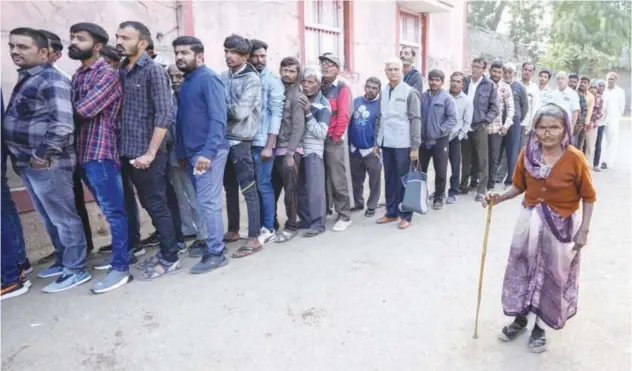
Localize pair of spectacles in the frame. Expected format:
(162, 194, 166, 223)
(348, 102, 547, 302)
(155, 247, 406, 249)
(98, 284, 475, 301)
(535, 126, 563, 135)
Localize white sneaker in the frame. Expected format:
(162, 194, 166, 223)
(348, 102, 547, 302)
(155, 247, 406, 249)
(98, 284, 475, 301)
(332, 219, 352, 232)
(259, 227, 276, 244)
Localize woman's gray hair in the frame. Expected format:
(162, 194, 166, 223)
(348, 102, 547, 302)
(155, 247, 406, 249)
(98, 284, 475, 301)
(303, 65, 322, 81)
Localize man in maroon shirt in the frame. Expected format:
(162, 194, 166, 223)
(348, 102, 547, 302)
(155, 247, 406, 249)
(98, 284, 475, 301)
(319, 53, 352, 232)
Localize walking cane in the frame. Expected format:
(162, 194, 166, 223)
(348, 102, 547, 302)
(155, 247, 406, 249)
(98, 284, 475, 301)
(473, 199, 493, 339)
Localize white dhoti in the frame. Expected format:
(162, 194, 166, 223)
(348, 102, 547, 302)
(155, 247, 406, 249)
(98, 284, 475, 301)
(602, 116, 621, 167)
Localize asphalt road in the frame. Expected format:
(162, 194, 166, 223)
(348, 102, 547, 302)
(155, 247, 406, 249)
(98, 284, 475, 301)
(1, 120, 630, 371)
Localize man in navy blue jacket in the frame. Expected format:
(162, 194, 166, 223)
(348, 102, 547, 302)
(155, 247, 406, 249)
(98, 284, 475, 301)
(173, 36, 229, 275)
(348, 77, 382, 217)
(419, 69, 457, 210)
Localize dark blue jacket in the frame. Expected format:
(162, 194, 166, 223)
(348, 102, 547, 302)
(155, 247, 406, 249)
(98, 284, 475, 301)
(420, 89, 457, 145)
(348, 96, 379, 149)
(176, 66, 229, 161)
(464, 75, 500, 129)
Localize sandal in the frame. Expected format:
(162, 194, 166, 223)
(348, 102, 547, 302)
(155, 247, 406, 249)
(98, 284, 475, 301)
(223, 232, 240, 243)
(232, 244, 263, 259)
(275, 230, 296, 243)
(303, 229, 322, 238)
(138, 259, 181, 281)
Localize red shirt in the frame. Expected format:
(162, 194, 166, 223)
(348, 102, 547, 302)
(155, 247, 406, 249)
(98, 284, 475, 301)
(321, 78, 352, 142)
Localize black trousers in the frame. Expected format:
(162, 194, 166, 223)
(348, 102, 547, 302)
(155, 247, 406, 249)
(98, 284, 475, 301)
(448, 137, 461, 195)
(487, 132, 503, 189)
(349, 151, 382, 210)
(460, 125, 488, 194)
(419, 136, 450, 202)
(73, 167, 94, 253)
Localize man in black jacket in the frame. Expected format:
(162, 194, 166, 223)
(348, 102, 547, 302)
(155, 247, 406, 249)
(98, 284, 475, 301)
(459, 58, 500, 201)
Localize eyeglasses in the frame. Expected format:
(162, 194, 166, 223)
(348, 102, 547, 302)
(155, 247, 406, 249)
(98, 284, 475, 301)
(535, 126, 563, 135)
(320, 60, 336, 68)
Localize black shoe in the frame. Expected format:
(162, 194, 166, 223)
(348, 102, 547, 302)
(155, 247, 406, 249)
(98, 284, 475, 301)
(98, 244, 113, 254)
(601, 162, 608, 170)
(327, 209, 333, 215)
(139, 232, 160, 248)
(528, 325, 547, 353)
(18, 260, 33, 275)
(474, 193, 484, 202)
(364, 209, 375, 217)
(1, 280, 30, 300)
(458, 188, 469, 195)
(432, 200, 444, 210)
(351, 205, 364, 212)
(468, 183, 478, 191)
(499, 316, 528, 341)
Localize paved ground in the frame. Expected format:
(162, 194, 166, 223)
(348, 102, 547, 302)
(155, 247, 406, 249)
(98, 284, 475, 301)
(2, 121, 631, 371)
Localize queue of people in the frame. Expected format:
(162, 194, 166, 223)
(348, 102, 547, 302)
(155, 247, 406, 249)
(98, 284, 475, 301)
(0, 21, 624, 305)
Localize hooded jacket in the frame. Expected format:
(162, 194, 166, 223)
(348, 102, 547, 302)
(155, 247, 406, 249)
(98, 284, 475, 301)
(277, 65, 306, 156)
(220, 63, 261, 141)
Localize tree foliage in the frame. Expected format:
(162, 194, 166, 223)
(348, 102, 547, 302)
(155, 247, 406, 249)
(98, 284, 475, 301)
(540, 0, 632, 75)
(467, 0, 508, 31)
(507, 0, 549, 58)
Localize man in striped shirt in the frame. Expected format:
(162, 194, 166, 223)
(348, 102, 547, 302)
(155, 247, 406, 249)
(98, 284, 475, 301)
(69, 22, 131, 294)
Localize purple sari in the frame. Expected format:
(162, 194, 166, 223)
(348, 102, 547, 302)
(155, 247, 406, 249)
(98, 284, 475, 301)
(502, 104, 582, 330)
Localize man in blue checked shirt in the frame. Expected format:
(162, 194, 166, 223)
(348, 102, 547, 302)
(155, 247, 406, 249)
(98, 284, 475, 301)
(4, 28, 92, 293)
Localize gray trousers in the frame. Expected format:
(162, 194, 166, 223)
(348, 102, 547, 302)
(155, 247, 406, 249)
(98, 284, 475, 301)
(349, 151, 382, 210)
(460, 124, 489, 194)
(168, 166, 208, 240)
(324, 139, 351, 221)
(298, 153, 326, 232)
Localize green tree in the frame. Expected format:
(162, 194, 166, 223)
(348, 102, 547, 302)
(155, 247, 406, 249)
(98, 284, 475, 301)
(507, 0, 549, 59)
(540, 0, 632, 75)
(467, 0, 508, 31)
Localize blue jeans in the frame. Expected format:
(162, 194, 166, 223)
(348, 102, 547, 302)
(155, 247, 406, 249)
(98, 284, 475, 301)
(1, 170, 27, 266)
(82, 160, 129, 271)
(382, 147, 412, 221)
(252, 146, 275, 231)
(190, 149, 228, 256)
(20, 166, 87, 273)
(1, 180, 20, 284)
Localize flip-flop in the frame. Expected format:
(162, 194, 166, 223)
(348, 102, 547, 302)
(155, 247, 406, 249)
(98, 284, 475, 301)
(275, 230, 296, 243)
(231, 244, 263, 259)
(303, 229, 322, 238)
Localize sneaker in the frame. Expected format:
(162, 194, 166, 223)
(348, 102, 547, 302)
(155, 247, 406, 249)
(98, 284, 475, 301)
(332, 219, 352, 232)
(98, 244, 113, 254)
(433, 200, 444, 210)
(91, 270, 133, 294)
(474, 193, 484, 202)
(499, 318, 528, 342)
(131, 244, 147, 257)
(177, 242, 187, 255)
(20, 272, 32, 289)
(350, 205, 364, 212)
(259, 227, 276, 245)
(93, 258, 113, 271)
(592, 166, 601, 172)
(42, 270, 91, 293)
(19, 260, 33, 275)
(139, 232, 160, 248)
(1, 280, 30, 300)
(189, 240, 207, 258)
(190, 254, 228, 275)
(446, 194, 457, 204)
(601, 162, 608, 170)
(364, 209, 375, 217)
(37, 265, 64, 279)
(428, 192, 435, 200)
(458, 188, 469, 195)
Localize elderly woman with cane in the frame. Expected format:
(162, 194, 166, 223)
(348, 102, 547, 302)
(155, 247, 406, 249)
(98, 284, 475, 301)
(481, 103, 596, 353)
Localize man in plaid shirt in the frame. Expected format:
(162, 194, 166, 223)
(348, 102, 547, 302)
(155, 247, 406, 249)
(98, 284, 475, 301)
(4, 28, 91, 293)
(115, 21, 181, 280)
(487, 61, 514, 190)
(68, 22, 131, 294)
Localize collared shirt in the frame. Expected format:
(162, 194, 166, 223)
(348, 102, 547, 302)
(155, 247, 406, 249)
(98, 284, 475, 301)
(544, 87, 580, 121)
(467, 76, 482, 100)
(589, 92, 604, 130)
(450, 91, 473, 140)
(3, 63, 75, 169)
(72, 58, 123, 164)
(119, 52, 172, 158)
(488, 80, 514, 134)
(521, 80, 540, 127)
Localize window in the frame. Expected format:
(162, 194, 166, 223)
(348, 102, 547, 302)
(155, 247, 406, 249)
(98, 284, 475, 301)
(304, 0, 345, 68)
(399, 10, 423, 70)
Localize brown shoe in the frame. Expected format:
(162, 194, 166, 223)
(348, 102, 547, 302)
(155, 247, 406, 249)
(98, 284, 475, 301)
(376, 216, 399, 224)
(398, 220, 411, 229)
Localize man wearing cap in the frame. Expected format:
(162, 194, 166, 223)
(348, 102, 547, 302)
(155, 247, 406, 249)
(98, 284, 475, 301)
(319, 53, 352, 232)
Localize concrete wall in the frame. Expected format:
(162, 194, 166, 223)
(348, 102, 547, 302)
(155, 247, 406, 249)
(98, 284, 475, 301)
(426, 0, 466, 78)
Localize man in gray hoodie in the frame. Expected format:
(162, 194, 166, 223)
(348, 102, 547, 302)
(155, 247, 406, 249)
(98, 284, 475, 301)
(220, 34, 262, 258)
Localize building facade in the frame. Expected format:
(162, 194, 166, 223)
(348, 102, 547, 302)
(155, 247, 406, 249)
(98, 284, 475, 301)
(0, 0, 467, 249)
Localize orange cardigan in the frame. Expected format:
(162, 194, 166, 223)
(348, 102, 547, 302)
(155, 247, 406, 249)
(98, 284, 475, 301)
(512, 146, 597, 218)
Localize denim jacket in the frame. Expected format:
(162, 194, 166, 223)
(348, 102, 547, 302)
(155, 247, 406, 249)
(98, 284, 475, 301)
(253, 67, 284, 147)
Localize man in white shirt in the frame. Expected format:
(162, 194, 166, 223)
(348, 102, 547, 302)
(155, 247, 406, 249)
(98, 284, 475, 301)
(600, 72, 626, 169)
(520, 62, 540, 147)
(542, 71, 580, 127)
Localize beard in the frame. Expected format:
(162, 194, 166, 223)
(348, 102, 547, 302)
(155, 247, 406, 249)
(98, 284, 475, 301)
(176, 60, 197, 73)
(68, 46, 94, 61)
